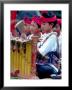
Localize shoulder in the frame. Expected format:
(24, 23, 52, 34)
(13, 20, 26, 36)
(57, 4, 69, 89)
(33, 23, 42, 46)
(46, 32, 57, 39)
(50, 32, 57, 36)
(46, 33, 57, 43)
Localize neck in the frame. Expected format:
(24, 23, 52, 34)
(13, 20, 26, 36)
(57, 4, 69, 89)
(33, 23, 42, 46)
(45, 29, 52, 33)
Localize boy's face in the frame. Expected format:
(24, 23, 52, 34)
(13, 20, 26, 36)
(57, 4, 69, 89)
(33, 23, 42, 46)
(30, 21, 38, 31)
(41, 22, 51, 31)
(25, 24, 30, 30)
(23, 20, 31, 31)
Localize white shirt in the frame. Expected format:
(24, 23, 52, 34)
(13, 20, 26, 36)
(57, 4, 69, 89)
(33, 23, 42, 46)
(38, 32, 58, 56)
(37, 33, 47, 48)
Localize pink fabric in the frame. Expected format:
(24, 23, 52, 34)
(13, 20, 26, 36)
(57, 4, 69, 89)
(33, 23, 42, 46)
(11, 11, 17, 36)
(24, 17, 31, 24)
(41, 15, 56, 23)
(57, 19, 61, 25)
(32, 16, 41, 25)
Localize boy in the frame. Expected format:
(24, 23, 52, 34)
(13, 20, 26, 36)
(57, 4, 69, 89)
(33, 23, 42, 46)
(36, 12, 60, 79)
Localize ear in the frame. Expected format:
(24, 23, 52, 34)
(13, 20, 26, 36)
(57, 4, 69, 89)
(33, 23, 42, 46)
(51, 23, 54, 27)
(50, 23, 54, 29)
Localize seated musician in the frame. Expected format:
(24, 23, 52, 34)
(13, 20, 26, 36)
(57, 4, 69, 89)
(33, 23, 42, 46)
(36, 11, 61, 79)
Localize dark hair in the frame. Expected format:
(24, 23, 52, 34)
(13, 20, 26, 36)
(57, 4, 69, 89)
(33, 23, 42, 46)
(59, 24, 61, 29)
(41, 11, 55, 18)
(42, 13, 49, 18)
(37, 23, 41, 28)
(48, 20, 57, 28)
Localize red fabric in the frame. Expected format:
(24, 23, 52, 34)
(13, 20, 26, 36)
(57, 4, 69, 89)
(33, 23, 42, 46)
(11, 11, 17, 35)
(57, 19, 61, 25)
(40, 15, 56, 23)
(32, 16, 41, 25)
(24, 17, 31, 24)
(11, 11, 17, 20)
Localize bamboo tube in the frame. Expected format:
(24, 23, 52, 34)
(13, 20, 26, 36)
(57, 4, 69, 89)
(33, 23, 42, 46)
(20, 42, 26, 78)
(10, 41, 14, 72)
(11, 40, 16, 72)
(25, 41, 32, 78)
(19, 42, 22, 77)
(11, 39, 33, 79)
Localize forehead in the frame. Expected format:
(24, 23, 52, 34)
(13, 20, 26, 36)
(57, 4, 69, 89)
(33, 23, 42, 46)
(41, 22, 49, 25)
(31, 21, 38, 27)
